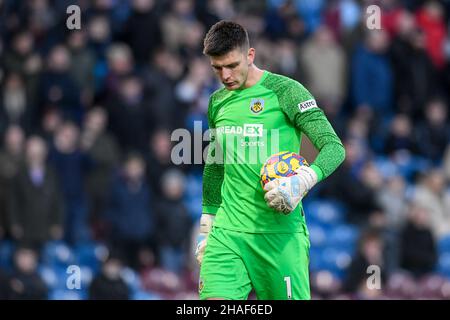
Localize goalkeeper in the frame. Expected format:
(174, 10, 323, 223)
(196, 21, 345, 300)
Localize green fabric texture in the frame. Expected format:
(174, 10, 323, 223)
(201, 71, 345, 232)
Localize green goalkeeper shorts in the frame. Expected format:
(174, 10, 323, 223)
(199, 226, 311, 300)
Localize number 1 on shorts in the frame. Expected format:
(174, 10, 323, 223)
(284, 276, 292, 300)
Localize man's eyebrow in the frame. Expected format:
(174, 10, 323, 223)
(211, 61, 240, 68)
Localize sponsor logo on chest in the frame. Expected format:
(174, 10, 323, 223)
(216, 124, 264, 137)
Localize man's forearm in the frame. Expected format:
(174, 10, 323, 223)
(202, 137, 224, 213)
(296, 108, 345, 181)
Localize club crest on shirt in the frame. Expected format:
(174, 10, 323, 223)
(250, 98, 264, 113)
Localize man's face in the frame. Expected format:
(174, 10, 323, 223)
(209, 47, 253, 90)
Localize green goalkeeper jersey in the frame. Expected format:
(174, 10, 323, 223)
(202, 70, 345, 233)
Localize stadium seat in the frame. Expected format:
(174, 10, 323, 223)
(308, 223, 327, 248)
(120, 267, 142, 293)
(49, 288, 86, 300)
(185, 197, 202, 222)
(437, 252, 450, 279)
(326, 224, 359, 252)
(438, 234, 450, 254)
(38, 264, 71, 291)
(303, 199, 346, 226)
(74, 242, 108, 272)
(374, 156, 398, 179)
(184, 172, 203, 221)
(79, 265, 95, 289)
(320, 248, 352, 279)
(131, 290, 161, 300)
(309, 247, 326, 272)
(0, 240, 15, 271)
(42, 241, 76, 268)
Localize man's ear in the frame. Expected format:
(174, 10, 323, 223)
(247, 47, 255, 66)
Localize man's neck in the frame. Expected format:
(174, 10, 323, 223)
(243, 65, 264, 88)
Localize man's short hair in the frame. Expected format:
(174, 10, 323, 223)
(203, 20, 249, 56)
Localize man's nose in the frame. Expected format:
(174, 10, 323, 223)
(221, 68, 231, 80)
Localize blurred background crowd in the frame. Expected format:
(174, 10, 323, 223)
(0, 0, 450, 300)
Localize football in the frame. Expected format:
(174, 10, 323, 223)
(260, 151, 309, 188)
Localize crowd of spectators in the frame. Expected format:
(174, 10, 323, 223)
(0, 0, 450, 299)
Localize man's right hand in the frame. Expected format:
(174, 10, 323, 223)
(195, 214, 215, 265)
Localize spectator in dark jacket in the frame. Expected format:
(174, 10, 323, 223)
(390, 14, 440, 119)
(89, 251, 130, 300)
(0, 268, 10, 299)
(8, 136, 64, 248)
(146, 129, 175, 197)
(66, 30, 96, 107)
(2, 31, 42, 109)
(414, 98, 450, 163)
(383, 114, 417, 156)
(0, 73, 34, 134)
(0, 125, 25, 240)
(81, 107, 120, 240)
(9, 246, 48, 300)
(106, 75, 153, 153)
(39, 45, 83, 124)
(320, 139, 380, 225)
(49, 122, 91, 245)
(156, 169, 192, 274)
(106, 153, 155, 269)
(142, 48, 185, 130)
(121, 0, 162, 65)
(399, 204, 437, 278)
(351, 29, 393, 118)
(343, 228, 386, 298)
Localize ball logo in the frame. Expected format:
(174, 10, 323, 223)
(260, 151, 309, 188)
(250, 98, 264, 113)
(277, 162, 289, 174)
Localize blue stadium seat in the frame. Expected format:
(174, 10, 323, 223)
(437, 252, 450, 279)
(38, 264, 70, 290)
(184, 172, 203, 221)
(399, 156, 431, 181)
(42, 241, 76, 268)
(79, 265, 95, 289)
(74, 242, 108, 272)
(374, 156, 398, 179)
(308, 223, 327, 248)
(49, 288, 86, 300)
(0, 240, 15, 271)
(304, 199, 346, 226)
(326, 224, 359, 252)
(185, 197, 202, 222)
(438, 234, 450, 254)
(309, 247, 326, 272)
(120, 267, 142, 293)
(131, 290, 161, 300)
(319, 248, 352, 279)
